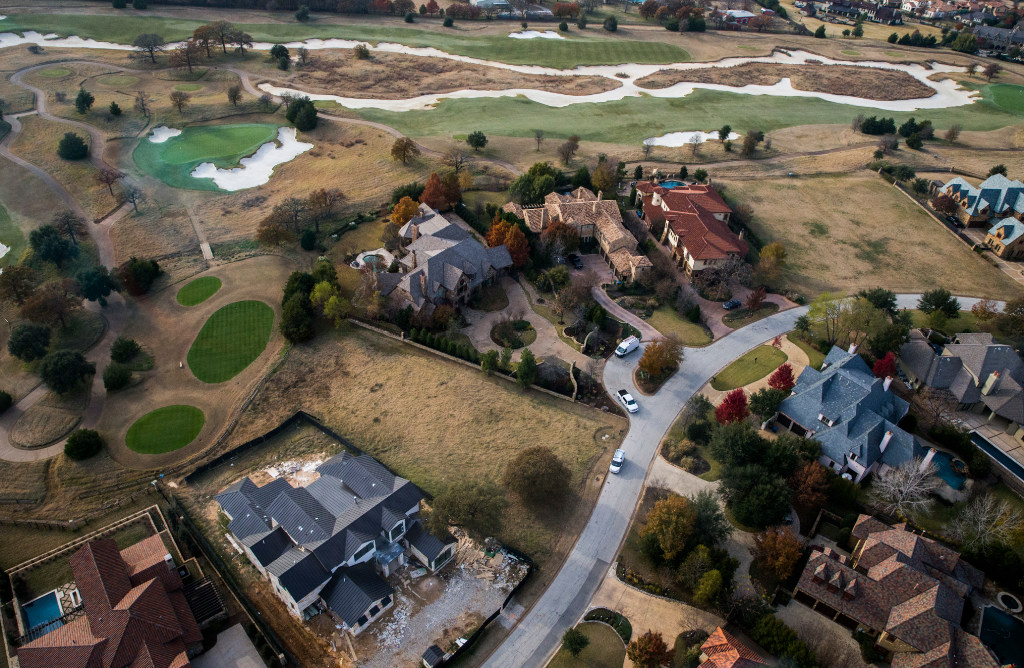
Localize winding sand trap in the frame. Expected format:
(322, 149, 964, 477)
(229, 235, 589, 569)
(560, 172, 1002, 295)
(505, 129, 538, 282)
(645, 131, 741, 147)
(148, 125, 182, 143)
(509, 30, 565, 40)
(0, 24, 978, 112)
(190, 126, 312, 191)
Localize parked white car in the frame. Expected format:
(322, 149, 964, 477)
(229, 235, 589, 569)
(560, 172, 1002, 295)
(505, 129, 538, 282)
(617, 389, 639, 413)
(610, 449, 626, 473)
(615, 336, 640, 357)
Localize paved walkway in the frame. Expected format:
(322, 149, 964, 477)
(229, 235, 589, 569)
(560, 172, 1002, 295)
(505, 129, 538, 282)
(589, 567, 724, 654)
(590, 288, 661, 342)
(461, 276, 590, 366)
(700, 334, 810, 405)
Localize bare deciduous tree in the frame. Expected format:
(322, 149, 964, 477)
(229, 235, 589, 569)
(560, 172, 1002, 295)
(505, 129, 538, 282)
(948, 493, 1023, 552)
(96, 168, 124, 196)
(133, 90, 151, 116)
(441, 147, 468, 174)
(871, 458, 938, 519)
(913, 387, 957, 429)
(123, 184, 143, 212)
(533, 129, 544, 151)
(226, 84, 243, 106)
(688, 134, 704, 155)
(169, 90, 191, 113)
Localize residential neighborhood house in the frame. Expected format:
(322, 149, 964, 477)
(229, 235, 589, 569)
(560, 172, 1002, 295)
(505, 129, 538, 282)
(634, 180, 748, 278)
(900, 331, 1024, 441)
(794, 515, 997, 667)
(973, 24, 1024, 50)
(503, 187, 653, 282)
(984, 217, 1024, 259)
(698, 626, 770, 667)
(215, 451, 456, 636)
(934, 173, 1024, 227)
(773, 346, 925, 483)
(378, 203, 512, 317)
(17, 535, 204, 668)
(824, 0, 904, 23)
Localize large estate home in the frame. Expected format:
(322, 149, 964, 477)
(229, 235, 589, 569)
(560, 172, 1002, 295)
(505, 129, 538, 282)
(900, 331, 1024, 442)
(378, 203, 512, 316)
(502, 187, 652, 283)
(216, 452, 456, 635)
(824, 0, 903, 23)
(634, 181, 748, 277)
(795, 515, 997, 667)
(984, 217, 1024, 259)
(773, 346, 924, 483)
(934, 173, 1024, 227)
(17, 535, 204, 668)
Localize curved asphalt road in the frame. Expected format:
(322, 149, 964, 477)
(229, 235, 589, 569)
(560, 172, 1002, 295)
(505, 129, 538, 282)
(484, 294, 1006, 667)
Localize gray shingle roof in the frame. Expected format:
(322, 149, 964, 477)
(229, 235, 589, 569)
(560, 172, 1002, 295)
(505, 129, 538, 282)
(405, 521, 456, 563)
(246, 527, 292, 567)
(266, 547, 328, 601)
(320, 563, 393, 627)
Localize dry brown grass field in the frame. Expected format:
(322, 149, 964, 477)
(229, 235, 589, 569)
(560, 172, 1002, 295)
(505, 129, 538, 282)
(724, 173, 1022, 299)
(637, 62, 935, 100)
(8, 115, 119, 219)
(257, 50, 617, 98)
(227, 325, 626, 564)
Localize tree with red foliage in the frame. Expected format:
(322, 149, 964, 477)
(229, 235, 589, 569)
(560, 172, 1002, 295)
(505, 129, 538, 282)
(873, 351, 897, 380)
(789, 461, 829, 508)
(419, 172, 446, 210)
(745, 285, 767, 312)
(627, 630, 673, 668)
(638, 0, 660, 18)
(552, 1, 580, 17)
(931, 194, 957, 216)
(371, 0, 392, 12)
(715, 389, 749, 425)
(768, 363, 796, 391)
(426, 0, 439, 13)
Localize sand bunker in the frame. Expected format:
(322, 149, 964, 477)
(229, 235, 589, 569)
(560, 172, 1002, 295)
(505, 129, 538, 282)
(0, 242, 10, 275)
(190, 126, 312, 191)
(509, 31, 565, 40)
(148, 125, 182, 143)
(645, 131, 741, 147)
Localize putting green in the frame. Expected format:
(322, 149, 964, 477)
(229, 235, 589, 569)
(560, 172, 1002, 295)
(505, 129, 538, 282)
(126, 405, 205, 454)
(987, 84, 1024, 114)
(188, 300, 274, 383)
(177, 276, 222, 306)
(175, 83, 203, 92)
(132, 123, 279, 191)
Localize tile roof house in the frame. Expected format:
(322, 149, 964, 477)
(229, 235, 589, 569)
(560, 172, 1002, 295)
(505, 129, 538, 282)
(216, 452, 455, 635)
(793, 516, 996, 667)
(935, 174, 1024, 227)
(698, 626, 770, 667)
(984, 217, 1024, 259)
(900, 331, 1024, 440)
(379, 203, 512, 316)
(634, 181, 748, 277)
(503, 187, 652, 282)
(17, 535, 203, 668)
(774, 346, 924, 483)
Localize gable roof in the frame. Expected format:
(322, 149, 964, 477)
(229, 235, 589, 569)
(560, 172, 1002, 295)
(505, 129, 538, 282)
(636, 181, 747, 261)
(941, 174, 1024, 218)
(19, 536, 200, 668)
(779, 347, 921, 470)
(319, 563, 393, 627)
(405, 521, 456, 563)
(699, 627, 769, 668)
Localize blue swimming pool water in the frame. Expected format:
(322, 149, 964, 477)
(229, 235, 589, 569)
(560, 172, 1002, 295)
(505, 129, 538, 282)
(22, 591, 63, 634)
(971, 432, 1024, 484)
(980, 606, 1024, 668)
(930, 451, 966, 490)
(660, 180, 685, 188)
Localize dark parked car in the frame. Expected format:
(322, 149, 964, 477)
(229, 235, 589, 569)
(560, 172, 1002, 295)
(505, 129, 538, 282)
(569, 254, 584, 270)
(723, 299, 742, 310)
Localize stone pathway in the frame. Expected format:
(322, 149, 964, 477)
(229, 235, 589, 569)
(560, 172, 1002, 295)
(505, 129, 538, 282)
(460, 276, 590, 367)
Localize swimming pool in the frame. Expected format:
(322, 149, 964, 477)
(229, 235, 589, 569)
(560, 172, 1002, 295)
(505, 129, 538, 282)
(971, 432, 1024, 485)
(980, 605, 1024, 668)
(930, 450, 966, 490)
(21, 590, 64, 635)
(660, 180, 685, 188)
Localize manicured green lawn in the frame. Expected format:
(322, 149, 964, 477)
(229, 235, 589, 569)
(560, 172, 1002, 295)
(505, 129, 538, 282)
(174, 83, 203, 92)
(177, 276, 222, 306)
(987, 84, 1024, 114)
(722, 303, 780, 329)
(0, 203, 25, 270)
(188, 300, 274, 383)
(2, 13, 689, 67)
(908, 309, 982, 332)
(548, 623, 626, 668)
(36, 67, 71, 78)
(792, 336, 826, 370)
(132, 123, 278, 191)
(710, 345, 788, 391)
(126, 405, 205, 454)
(646, 306, 713, 346)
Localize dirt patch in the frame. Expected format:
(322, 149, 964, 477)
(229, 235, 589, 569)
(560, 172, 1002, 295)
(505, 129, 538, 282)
(636, 62, 935, 101)
(265, 51, 617, 99)
(9, 405, 82, 448)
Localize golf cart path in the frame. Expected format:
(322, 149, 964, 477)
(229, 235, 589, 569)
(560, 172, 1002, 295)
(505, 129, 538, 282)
(483, 293, 1005, 667)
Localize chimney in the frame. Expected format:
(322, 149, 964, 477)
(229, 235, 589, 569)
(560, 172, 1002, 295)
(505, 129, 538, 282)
(738, 230, 745, 241)
(982, 370, 1000, 395)
(883, 376, 893, 391)
(880, 430, 893, 453)
(410, 224, 420, 241)
(410, 251, 417, 269)
(419, 272, 427, 296)
(848, 343, 858, 354)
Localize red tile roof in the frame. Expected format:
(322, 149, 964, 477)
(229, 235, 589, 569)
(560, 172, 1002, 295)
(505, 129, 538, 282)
(637, 182, 748, 262)
(699, 626, 769, 668)
(19, 536, 200, 668)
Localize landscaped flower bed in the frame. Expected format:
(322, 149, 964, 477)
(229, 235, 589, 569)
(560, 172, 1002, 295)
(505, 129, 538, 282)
(490, 318, 536, 349)
(583, 606, 633, 644)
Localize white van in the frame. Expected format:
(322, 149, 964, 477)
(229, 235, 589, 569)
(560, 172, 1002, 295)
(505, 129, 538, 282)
(615, 336, 640, 357)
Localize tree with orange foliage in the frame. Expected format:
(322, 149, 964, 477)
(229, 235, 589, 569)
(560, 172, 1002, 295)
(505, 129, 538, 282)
(715, 389, 749, 424)
(440, 171, 462, 208)
(638, 335, 684, 380)
(419, 172, 446, 210)
(752, 526, 802, 582)
(391, 196, 420, 226)
(541, 219, 580, 254)
(641, 495, 696, 561)
(789, 461, 829, 508)
(504, 225, 530, 268)
(627, 631, 673, 668)
(486, 217, 513, 248)
(768, 362, 795, 391)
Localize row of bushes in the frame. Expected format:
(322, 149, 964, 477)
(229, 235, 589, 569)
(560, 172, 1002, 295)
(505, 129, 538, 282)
(408, 328, 480, 364)
(749, 614, 817, 668)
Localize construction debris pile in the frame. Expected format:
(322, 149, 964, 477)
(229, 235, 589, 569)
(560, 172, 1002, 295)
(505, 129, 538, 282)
(454, 531, 529, 592)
